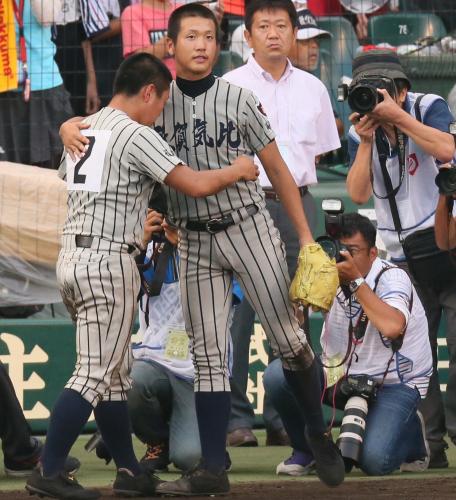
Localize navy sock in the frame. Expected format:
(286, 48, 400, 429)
(283, 359, 326, 436)
(41, 389, 93, 477)
(94, 401, 141, 475)
(194, 391, 230, 474)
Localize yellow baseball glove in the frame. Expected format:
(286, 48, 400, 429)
(289, 243, 339, 312)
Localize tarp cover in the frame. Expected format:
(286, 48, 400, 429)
(0, 162, 67, 306)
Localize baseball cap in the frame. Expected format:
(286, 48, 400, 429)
(352, 49, 411, 88)
(296, 9, 331, 41)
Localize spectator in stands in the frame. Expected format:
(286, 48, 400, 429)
(0, 0, 73, 168)
(0, 361, 79, 477)
(287, 8, 344, 136)
(265, 213, 432, 477)
(346, 49, 456, 469)
(121, 0, 182, 76)
(223, 0, 340, 448)
(91, 1, 126, 108)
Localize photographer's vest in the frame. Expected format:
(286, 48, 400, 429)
(349, 92, 450, 259)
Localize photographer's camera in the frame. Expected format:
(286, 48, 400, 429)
(336, 375, 378, 465)
(338, 76, 397, 114)
(317, 198, 348, 262)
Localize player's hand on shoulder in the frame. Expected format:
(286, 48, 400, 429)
(232, 155, 260, 182)
(60, 118, 90, 161)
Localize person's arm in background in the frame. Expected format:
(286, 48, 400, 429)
(81, 40, 101, 114)
(30, 0, 60, 25)
(435, 192, 456, 250)
(91, 18, 121, 43)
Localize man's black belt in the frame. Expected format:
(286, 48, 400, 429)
(185, 204, 259, 234)
(263, 185, 308, 201)
(75, 235, 136, 254)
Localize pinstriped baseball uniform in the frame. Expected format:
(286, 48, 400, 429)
(155, 78, 309, 392)
(58, 107, 182, 406)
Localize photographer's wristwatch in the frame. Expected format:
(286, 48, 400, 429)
(349, 277, 365, 294)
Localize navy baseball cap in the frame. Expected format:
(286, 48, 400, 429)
(296, 9, 332, 41)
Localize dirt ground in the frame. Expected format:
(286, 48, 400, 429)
(2, 478, 456, 499)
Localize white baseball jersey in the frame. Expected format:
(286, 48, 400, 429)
(321, 258, 432, 397)
(154, 78, 275, 222)
(59, 107, 182, 249)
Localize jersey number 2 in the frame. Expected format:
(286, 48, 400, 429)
(73, 136, 96, 184)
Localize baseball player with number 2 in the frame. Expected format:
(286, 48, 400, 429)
(59, 4, 343, 496)
(26, 53, 258, 500)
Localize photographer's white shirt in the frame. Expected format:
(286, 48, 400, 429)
(320, 257, 432, 397)
(348, 92, 454, 259)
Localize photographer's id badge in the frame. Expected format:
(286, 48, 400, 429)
(323, 354, 345, 388)
(164, 329, 189, 361)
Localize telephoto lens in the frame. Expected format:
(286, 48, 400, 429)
(435, 167, 456, 196)
(336, 396, 369, 463)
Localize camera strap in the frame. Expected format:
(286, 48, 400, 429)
(345, 264, 413, 385)
(376, 94, 426, 243)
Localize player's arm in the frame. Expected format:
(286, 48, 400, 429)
(164, 157, 259, 198)
(60, 118, 90, 161)
(257, 141, 313, 246)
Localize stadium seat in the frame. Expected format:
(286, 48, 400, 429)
(368, 13, 447, 46)
(213, 50, 244, 77)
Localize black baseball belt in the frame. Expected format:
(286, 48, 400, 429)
(185, 204, 259, 234)
(263, 185, 308, 201)
(75, 235, 136, 254)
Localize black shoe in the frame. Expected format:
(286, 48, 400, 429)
(139, 443, 170, 473)
(155, 465, 230, 496)
(4, 437, 80, 478)
(113, 468, 161, 497)
(306, 432, 345, 487)
(25, 468, 100, 499)
(428, 448, 449, 469)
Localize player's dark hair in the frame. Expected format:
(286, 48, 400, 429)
(167, 3, 222, 44)
(245, 0, 297, 33)
(341, 213, 377, 249)
(113, 53, 172, 97)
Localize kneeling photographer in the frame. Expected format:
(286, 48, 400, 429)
(345, 50, 456, 468)
(264, 213, 432, 477)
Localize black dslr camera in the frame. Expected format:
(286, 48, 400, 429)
(316, 199, 348, 262)
(339, 374, 378, 401)
(338, 75, 397, 114)
(435, 164, 456, 196)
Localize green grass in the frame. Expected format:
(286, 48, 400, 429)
(1, 430, 456, 491)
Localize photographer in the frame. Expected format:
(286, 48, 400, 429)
(264, 213, 432, 476)
(345, 50, 456, 468)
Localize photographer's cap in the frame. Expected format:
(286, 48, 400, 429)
(352, 50, 411, 89)
(296, 9, 332, 40)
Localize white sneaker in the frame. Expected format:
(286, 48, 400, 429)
(400, 410, 430, 472)
(276, 451, 316, 477)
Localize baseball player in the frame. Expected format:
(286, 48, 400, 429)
(26, 52, 258, 500)
(59, 4, 344, 495)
